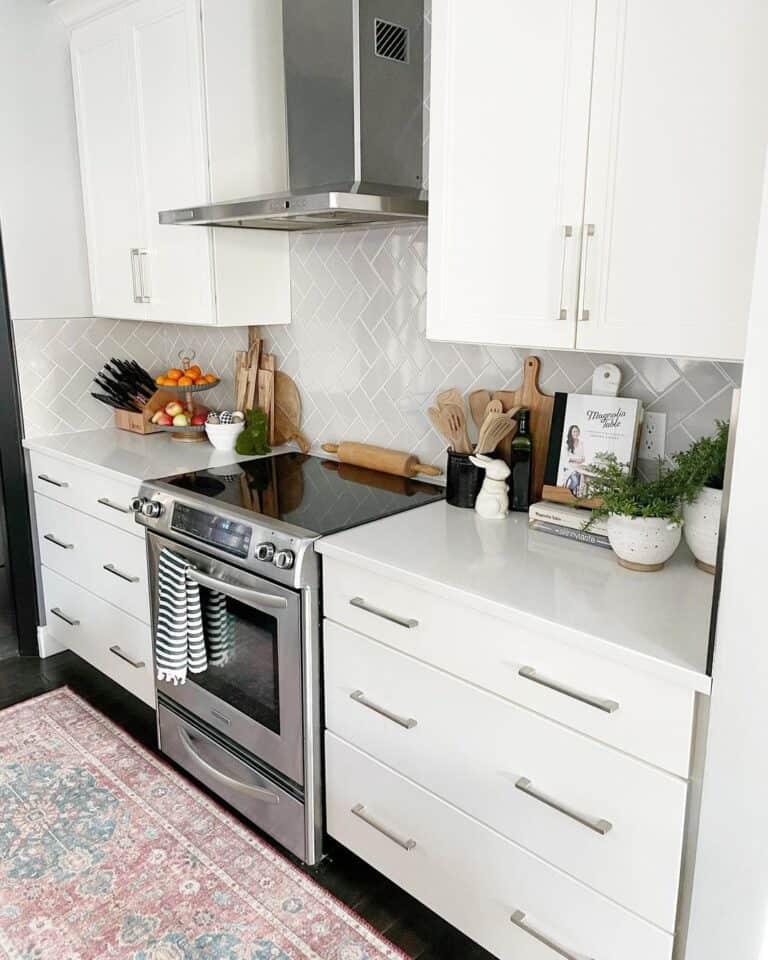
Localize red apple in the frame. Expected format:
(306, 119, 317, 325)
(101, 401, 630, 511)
(191, 413, 207, 426)
(165, 401, 184, 417)
(156, 413, 173, 426)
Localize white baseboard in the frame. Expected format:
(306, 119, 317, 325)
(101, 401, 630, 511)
(37, 626, 66, 658)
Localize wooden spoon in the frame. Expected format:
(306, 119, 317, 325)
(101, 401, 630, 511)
(441, 403, 472, 454)
(476, 412, 517, 455)
(468, 390, 492, 430)
(436, 387, 464, 410)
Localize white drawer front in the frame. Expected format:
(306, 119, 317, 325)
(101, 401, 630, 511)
(323, 557, 695, 776)
(325, 622, 686, 930)
(35, 495, 149, 623)
(29, 450, 142, 538)
(326, 733, 673, 960)
(42, 566, 154, 708)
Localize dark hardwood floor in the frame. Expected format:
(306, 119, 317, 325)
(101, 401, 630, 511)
(0, 651, 495, 960)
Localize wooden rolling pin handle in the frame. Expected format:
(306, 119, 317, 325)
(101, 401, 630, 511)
(322, 444, 339, 454)
(413, 463, 442, 477)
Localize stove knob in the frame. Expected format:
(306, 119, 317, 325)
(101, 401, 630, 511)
(141, 500, 163, 519)
(129, 497, 146, 513)
(273, 549, 295, 570)
(255, 542, 275, 562)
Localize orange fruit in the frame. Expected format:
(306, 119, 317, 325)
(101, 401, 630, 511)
(194, 377, 208, 385)
(155, 377, 165, 385)
(204, 373, 217, 383)
(187, 365, 202, 379)
(166, 368, 183, 381)
(177, 376, 193, 386)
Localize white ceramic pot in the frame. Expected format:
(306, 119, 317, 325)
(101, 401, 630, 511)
(682, 486, 722, 574)
(606, 514, 682, 572)
(205, 421, 244, 451)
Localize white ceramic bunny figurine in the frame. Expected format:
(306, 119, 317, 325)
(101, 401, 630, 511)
(469, 454, 511, 519)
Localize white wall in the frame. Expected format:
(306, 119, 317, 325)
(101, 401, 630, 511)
(685, 162, 768, 958)
(0, 0, 91, 319)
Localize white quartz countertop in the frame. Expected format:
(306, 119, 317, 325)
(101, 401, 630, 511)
(317, 501, 714, 693)
(23, 428, 287, 484)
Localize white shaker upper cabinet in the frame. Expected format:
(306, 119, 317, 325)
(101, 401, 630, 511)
(67, 0, 290, 326)
(426, 0, 596, 349)
(578, 0, 768, 360)
(71, 10, 149, 320)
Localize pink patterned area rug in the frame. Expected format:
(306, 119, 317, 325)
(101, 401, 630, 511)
(0, 688, 406, 960)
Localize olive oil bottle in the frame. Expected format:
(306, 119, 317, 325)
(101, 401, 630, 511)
(510, 408, 533, 512)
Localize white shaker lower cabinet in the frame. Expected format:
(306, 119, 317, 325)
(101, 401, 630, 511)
(66, 0, 290, 326)
(29, 450, 154, 708)
(322, 559, 701, 958)
(427, 0, 768, 360)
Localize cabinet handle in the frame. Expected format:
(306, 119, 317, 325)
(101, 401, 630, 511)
(137, 248, 151, 303)
(350, 690, 417, 729)
(578, 223, 595, 321)
(103, 563, 140, 584)
(109, 645, 145, 669)
(351, 804, 416, 851)
(130, 249, 142, 303)
(97, 497, 131, 514)
(349, 596, 418, 629)
(510, 911, 591, 960)
(50, 607, 79, 627)
(37, 473, 68, 488)
(43, 533, 74, 550)
(515, 777, 612, 835)
(556, 224, 573, 321)
(518, 665, 619, 714)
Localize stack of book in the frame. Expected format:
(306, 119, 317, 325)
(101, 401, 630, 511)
(528, 501, 610, 549)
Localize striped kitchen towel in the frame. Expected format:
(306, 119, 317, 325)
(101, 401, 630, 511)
(155, 548, 208, 684)
(202, 589, 234, 666)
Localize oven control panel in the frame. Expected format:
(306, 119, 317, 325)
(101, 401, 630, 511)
(171, 503, 253, 559)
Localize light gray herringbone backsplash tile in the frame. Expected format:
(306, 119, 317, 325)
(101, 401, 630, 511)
(13, 317, 248, 438)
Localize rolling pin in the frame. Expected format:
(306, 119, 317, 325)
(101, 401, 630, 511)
(322, 442, 442, 478)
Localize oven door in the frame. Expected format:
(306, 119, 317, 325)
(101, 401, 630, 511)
(147, 532, 304, 786)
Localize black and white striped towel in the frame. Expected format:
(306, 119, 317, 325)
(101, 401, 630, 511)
(155, 548, 233, 684)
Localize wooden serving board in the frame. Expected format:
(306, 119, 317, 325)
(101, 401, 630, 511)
(494, 356, 554, 502)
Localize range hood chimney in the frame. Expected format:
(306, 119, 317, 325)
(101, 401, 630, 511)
(160, 0, 426, 232)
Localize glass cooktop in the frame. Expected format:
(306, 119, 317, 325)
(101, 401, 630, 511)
(159, 452, 444, 537)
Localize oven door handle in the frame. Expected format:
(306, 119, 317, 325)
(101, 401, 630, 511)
(178, 728, 281, 804)
(186, 568, 288, 609)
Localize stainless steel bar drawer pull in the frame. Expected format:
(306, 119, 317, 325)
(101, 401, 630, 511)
(515, 777, 612, 835)
(350, 690, 417, 729)
(50, 607, 79, 627)
(97, 497, 131, 514)
(109, 645, 145, 669)
(351, 803, 416, 851)
(349, 596, 418, 629)
(103, 563, 140, 584)
(510, 910, 592, 960)
(38, 474, 68, 488)
(518, 666, 619, 714)
(44, 533, 74, 550)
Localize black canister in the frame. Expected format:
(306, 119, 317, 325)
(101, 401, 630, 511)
(445, 450, 484, 508)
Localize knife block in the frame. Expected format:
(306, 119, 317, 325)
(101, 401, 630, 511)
(114, 390, 176, 435)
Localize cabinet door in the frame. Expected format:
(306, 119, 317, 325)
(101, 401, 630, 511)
(129, 0, 215, 325)
(578, 0, 768, 360)
(426, 0, 596, 349)
(71, 12, 149, 320)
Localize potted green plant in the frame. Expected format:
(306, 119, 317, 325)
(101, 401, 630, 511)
(584, 454, 683, 572)
(672, 421, 729, 574)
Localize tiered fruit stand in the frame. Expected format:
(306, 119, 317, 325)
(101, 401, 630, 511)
(155, 353, 219, 442)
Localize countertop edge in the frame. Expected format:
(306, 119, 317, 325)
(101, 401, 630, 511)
(317, 538, 712, 695)
(23, 436, 145, 484)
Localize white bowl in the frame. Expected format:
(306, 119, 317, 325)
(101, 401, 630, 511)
(205, 421, 244, 451)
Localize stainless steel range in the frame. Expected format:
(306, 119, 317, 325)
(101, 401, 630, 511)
(133, 452, 443, 864)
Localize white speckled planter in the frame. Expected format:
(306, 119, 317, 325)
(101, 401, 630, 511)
(606, 514, 683, 572)
(682, 486, 722, 574)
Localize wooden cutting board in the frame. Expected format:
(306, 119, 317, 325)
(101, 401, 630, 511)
(494, 356, 554, 502)
(273, 372, 310, 452)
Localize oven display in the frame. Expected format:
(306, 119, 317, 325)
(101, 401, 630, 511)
(171, 504, 253, 558)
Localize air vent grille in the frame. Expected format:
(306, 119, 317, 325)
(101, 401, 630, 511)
(375, 18, 409, 63)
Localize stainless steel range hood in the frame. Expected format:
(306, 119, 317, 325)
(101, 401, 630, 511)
(160, 0, 426, 232)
